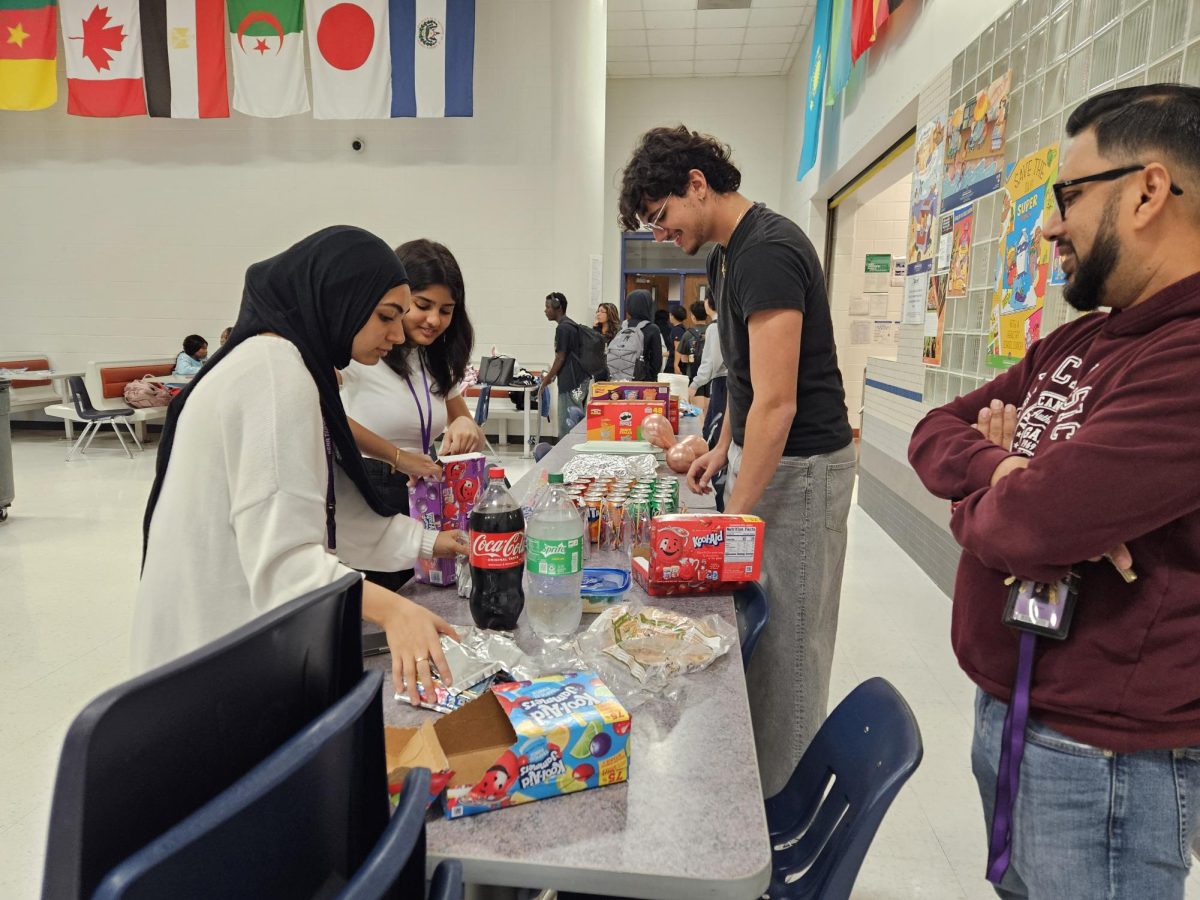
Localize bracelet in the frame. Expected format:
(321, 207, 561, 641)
(391, 447, 401, 474)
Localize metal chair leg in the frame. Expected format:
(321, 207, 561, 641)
(109, 421, 133, 459)
(124, 420, 144, 452)
(66, 421, 96, 461)
(82, 421, 103, 454)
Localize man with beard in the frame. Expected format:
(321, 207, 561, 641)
(617, 126, 855, 797)
(909, 84, 1200, 898)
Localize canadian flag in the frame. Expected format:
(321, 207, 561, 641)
(60, 0, 147, 116)
(306, 0, 390, 119)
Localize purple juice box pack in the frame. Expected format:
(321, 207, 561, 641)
(408, 452, 487, 586)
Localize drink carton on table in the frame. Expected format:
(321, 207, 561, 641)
(408, 452, 487, 586)
(385, 672, 631, 818)
(632, 514, 765, 596)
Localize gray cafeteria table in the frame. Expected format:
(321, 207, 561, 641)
(365, 416, 768, 899)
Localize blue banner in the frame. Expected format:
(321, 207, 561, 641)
(797, 0, 833, 180)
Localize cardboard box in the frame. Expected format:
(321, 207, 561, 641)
(408, 452, 487, 586)
(586, 400, 668, 442)
(385, 672, 631, 819)
(631, 514, 765, 596)
(590, 382, 678, 430)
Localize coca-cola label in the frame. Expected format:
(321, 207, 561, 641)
(470, 530, 525, 568)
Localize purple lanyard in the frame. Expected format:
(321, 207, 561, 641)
(403, 364, 433, 456)
(986, 630, 1037, 884)
(322, 422, 336, 550)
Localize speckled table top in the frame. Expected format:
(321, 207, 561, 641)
(365, 418, 768, 898)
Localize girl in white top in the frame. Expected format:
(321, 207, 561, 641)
(136, 227, 465, 704)
(341, 239, 485, 590)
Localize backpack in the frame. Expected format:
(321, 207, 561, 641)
(573, 322, 608, 377)
(680, 325, 706, 373)
(123, 376, 172, 408)
(605, 321, 648, 381)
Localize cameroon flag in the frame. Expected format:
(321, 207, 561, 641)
(0, 0, 57, 110)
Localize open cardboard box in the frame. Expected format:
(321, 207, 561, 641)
(386, 673, 631, 819)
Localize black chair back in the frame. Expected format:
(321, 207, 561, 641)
(42, 573, 365, 900)
(66, 376, 94, 418)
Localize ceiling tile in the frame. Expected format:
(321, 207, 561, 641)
(644, 9, 695, 28)
(607, 9, 645, 29)
(694, 59, 740, 75)
(696, 8, 750, 28)
(738, 57, 786, 73)
(608, 29, 648, 47)
(740, 42, 792, 59)
(653, 27, 697, 45)
(608, 45, 651, 62)
(650, 44, 696, 61)
(747, 6, 805, 27)
(696, 44, 743, 60)
(652, 60, 696, 76)
(607, 0, 643, 10)
(746, 25, 798, 43)
(696, 26, 746, 44)
(642, 0, 694, 9)
(608, 60, 652, 77)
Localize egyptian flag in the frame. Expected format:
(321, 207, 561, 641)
(389, 0, 473, 117)
(0, 0, 57, 110)
(228, 0, 308, 117)
(61, 0, 147, 115)
(307, 0, 389, 118)
(140, 0, 229, 117)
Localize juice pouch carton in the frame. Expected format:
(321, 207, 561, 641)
(586, 400, 669, 442)
(444, 672, 631, 818)
(632, 514, 765, 596)
(408, 452, 487, 585)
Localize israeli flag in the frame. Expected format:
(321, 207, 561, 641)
(390, 0, 475, 117)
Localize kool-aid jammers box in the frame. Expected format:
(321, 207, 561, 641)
(632, 514, 765, 596)
(408, 452, 487, 585)
(442, 672, 631, 818)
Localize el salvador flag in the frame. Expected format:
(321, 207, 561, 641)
(390, 0, 475, 117)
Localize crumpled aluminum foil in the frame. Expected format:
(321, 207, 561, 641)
(394, 624, 539, 712)
(562, 454, 659, 482)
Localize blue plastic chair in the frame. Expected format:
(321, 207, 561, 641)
(91, 673, 445, 900)
(42, 573, 365, 900)
(426, 860, 464, 900)
(733, 581, 769, 669)
(533, 442, 554, 462)
(64, 376, 140, 461)
(763, 677, 923, 900)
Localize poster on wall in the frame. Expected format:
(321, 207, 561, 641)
(906, 115, 946, 277)
(935, 212, 954, 273)
(903, 271, 929, 325)
(873, 320, 900, 344)
(942, 71, 1012, 212)
(947, 206, 974, 299)
(987, 143, 1060, 369)
(923, 274, 947, 365)
(865, 253, 891, 291)
(891, 257, 906, 286)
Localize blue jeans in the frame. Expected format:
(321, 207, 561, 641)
(973, 688, 1200, 899)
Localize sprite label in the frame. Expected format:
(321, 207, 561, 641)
(525, 535, 583, 576)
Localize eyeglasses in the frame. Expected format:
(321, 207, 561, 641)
(637, 196, 670, 233)
(1052, 164, 1183, 220)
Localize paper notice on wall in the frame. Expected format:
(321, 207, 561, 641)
(873, 320, 900, 344)
(589, 255, 603, 309)
(850, 320, 872, 345)
(865, 253, 891, 292)
(867, 294, 889, 318)
(936, 212, 954, 273)
(903, 272, 929, 325)
(849, 295, 869, 316)
(891, 257, 906, 287)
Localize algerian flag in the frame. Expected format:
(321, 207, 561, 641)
(307, 0, 388, 119)
(389, 0, 473, 118)
(228, 0, 307, 117)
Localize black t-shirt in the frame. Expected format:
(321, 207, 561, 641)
(668, 323, 686, 372)
(554, 317, 587, 393)
(707, 204, 852, 457)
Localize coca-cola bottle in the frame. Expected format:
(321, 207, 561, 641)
(468, 467, 526, 630)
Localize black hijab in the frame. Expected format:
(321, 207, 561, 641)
(626, 289, 654, 324)
(142, 225, 410, 558)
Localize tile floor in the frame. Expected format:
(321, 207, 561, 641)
(1, 427, 1197, 899)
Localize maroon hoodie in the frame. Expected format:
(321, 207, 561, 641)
(909, 271, 1200, 753)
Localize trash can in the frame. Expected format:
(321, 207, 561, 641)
(0, 379, 12, 521)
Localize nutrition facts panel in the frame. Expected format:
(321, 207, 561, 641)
(723, 525, 758, 564)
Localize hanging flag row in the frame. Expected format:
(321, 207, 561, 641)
(0, 0, 474, 118)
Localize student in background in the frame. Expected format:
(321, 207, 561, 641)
(342, 238, 484, 591)
(667, 305, 687, 374)
(137, 226, 465, 706)
(174, 334, 208, 376)
(594, 302, 621, 345)
(679, 297, 710, 389)
(220, 327, 232, 346)
(539, 292, 590, 439)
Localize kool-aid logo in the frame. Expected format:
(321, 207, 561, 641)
(692, 531, 724, 549)
(518, 683, 593, 726)
(519, 752, 566, 788)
